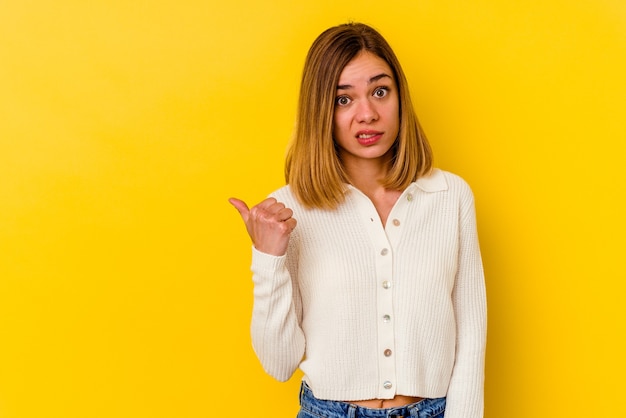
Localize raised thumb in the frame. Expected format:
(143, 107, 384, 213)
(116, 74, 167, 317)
(228, 197, 250, 221)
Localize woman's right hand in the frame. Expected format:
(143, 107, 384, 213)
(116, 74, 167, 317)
(228, 197, 297, 256)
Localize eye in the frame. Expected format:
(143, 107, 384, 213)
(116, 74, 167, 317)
(373, 87, 389, 98)
(335, 95, 351, 106)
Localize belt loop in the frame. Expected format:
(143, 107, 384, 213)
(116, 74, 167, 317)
(348, 404, 357, 418)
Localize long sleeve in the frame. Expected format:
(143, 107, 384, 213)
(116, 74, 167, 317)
(444, 185, 487, 418)
(246, 173, 486, 403)
(250, 246, 305, 382)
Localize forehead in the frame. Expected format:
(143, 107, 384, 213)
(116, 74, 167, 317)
(338, 52, 393, 83)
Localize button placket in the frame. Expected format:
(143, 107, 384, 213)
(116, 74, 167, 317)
(350, 187, 410, 398)
(376, 231, 396, 397)
(376, 186, 415, 397)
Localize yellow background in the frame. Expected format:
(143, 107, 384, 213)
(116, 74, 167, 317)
(1, 1, 625, 417)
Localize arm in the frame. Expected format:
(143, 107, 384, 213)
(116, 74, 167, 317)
(444, 186, 488, 418)
(250, 246, 305, 381)
(229, 197, 305, 381)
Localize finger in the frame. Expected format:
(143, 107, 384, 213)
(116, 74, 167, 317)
(276, 207, 294, 222)
(263, 200, 290, 217)
(283, 217, 297, 232)
(250, 198, 284, 220)
(255, 197, 278, 210)
(228, 197, 250, 221)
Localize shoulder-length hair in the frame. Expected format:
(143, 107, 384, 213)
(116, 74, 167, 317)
(285, 22, 433, 209)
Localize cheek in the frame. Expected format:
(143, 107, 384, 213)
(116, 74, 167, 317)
(386, 103, 400, 129)
(388, 99, 400, 117)
(333, 112, 349, 136)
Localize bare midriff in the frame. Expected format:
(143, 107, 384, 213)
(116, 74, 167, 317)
(346, 395, 424, 408)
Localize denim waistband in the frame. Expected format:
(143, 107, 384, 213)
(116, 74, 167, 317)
(299, 381, 446, 418)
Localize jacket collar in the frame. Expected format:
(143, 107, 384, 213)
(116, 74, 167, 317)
(413, 168, 448, 192)
(343, 168, 448, 195)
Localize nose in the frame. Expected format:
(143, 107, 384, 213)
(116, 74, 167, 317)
(355, 98, 378, 123)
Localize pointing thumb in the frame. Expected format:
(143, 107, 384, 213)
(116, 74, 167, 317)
(228, 197, 250, 221)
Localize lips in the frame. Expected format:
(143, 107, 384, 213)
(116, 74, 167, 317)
(356, 130, 383, 146)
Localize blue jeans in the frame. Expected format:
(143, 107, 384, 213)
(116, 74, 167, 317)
(297, 381, 446, 418)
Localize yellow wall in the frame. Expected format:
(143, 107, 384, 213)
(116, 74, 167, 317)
(1, 1, 625, 417)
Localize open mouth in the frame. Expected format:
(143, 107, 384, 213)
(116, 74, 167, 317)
(356, 131, 383, 145)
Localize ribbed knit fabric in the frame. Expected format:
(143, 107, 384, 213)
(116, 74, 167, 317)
(249, 169, 487, 418)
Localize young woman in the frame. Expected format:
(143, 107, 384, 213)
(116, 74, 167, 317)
(230, 22, 486, 418)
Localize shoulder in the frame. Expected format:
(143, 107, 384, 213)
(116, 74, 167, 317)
(268, 185, 303, 209)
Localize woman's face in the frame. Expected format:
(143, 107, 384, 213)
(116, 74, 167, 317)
(332, 51, 400, 169)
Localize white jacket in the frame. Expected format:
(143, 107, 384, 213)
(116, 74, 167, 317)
(249, 169, 487, 418)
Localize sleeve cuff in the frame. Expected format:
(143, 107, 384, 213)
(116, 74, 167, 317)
(251, 245, 287, 275)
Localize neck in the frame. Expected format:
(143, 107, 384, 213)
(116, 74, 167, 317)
(342, 155, 402, 226)
(348, 170, 386, 197)
(342, 154, 392, 197)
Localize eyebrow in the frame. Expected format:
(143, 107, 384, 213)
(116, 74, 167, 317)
(336, 73, 393, 90)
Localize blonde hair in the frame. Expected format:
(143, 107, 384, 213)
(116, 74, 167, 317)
(285, 23, 433, 209)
